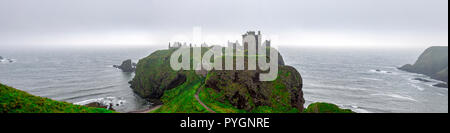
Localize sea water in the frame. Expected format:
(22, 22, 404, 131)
(0, 46, 447, 113)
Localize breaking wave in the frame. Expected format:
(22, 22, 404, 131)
(74, 97, 126, 109)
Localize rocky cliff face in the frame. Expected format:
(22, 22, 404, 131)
(129, 49, 186, 101)
(205, 65, 304, 111)
(433, 67, 448, 83)
(114, 59, 136, 72)
(399, 46, 448, 84)
(130, 47, 304, 111)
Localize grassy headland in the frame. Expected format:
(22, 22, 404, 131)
(0, 83, 114, 113)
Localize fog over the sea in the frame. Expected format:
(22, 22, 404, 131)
(0, 0, 448, 50)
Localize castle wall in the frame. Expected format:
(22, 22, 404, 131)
(243, 34, 257, 50)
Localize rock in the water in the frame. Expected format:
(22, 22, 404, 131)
(433, 83, 448, 88)
(114, 59, 136, 72)
(399, 46, 448, 82)
(413, 78, 432, 82)
(0, 57, 15, 63)
(84, 102, 116, 111)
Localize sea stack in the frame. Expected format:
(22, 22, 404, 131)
(399, 46, 448, 87)
(114, 59, 137, 72)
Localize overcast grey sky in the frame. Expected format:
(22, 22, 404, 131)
(0, 0, 448, 49)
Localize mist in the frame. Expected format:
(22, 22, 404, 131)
(0, 0, 447, 50)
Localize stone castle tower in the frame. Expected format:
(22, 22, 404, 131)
(242, 31, 262, 51)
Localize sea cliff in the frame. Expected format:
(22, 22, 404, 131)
(0, 83, 114, 113)
(130, 47, 350, 113)
(399, 46, 448, 87)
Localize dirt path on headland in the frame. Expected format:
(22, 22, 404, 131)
(195, 87, 216, 113)
(128, 105, 162, 113)
(129, 86, 215, 113)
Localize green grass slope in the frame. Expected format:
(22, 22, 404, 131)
(0, 83, 114, 113)
(304, 102, 354, 113)
(199, 87, 246, 113)
(136, 47, 352, 113)
(199, 68, 302, 113)
(150, 71, 209, 113)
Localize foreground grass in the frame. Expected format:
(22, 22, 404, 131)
(0, 83, 115, 113)
(304, 102, 354, 113)
(150, 71, 209, 113)
(198, 87, 246, 113)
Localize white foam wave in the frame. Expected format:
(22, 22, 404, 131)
(436, 93, 445, 96)
(74, 97, 126, 109)
(308, 83, 368, 91)
(371, 93, 417, 102)
(369, 69, 395, 74)
(0, 58, 16, 63)
(353, 108, 371, 113)
(409, 83, 425, 91)
(340, 104, 372, 113)
(361, 77, 383, 81)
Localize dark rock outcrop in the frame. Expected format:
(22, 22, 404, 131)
(433, 67, 448, 83)
(399, 46, 448, 87)
(130, 49, 187, 100)
(278, 52, 285, 65)
(114, 59, 136, 72)
(304, 102, 354, 113)
(84, 102, 116, 111)
(130, 47, 304, 112)
(205, 65, 304, 111)
(0, 57, 15, 63)
(413, 78, 432, 82)
(433, 83, 448, 88)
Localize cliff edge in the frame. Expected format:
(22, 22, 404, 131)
(399, 46, 448, 87)
(129, 47, 305, 112)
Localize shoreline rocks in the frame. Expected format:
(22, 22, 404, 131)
(130, 47, 305, 112)
(84, 102, 116, 111)
(0, 56, 15, 63)
(412, 78, 448, 88)
(433, 83, 448, 88)
(114, 59, 136, 72)
(413, 78, 432, 82)
(129, 49, 186, 100)
(399, 46, 448, 88)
